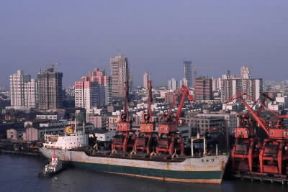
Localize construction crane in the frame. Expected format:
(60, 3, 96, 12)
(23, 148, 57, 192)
(230, 93, 288, 175)
(155, 85, 193, 158)
(132, 80, 155, 156)
(111, 82, 135, 154)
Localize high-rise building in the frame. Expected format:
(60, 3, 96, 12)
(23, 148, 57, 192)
(221, 66, 263, 102)
(194, 77, 212, 101)
(37, 66, 63, 111)
(9, 70, 37, 109)
(179, 78, 188, 87)
(110, 55, 129, 99)
(10, 70, 31, 108)
(212, 77, 222, 92)
(24, 79, 37, 108)
(143, 72, 149, 89)
(240, 65, 250, 79)
(75, 68, 110, 111)
(184, 61, 192, 88)
(168, 78, 177, 91)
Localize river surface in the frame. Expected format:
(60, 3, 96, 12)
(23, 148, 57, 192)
(0, 154, 286, 192)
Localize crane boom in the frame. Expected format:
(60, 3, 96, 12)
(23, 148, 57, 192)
(231, 94, 288, 139)
(175, 85, 193, 123)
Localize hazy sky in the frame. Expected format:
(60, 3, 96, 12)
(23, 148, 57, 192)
(0, 0, 288, 87)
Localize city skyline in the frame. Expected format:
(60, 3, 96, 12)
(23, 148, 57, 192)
(1, 1, 288, 87)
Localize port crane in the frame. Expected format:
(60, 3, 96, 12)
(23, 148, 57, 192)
(111, 82, 135, 154)
(230, 94, 265, 172)
(155, 85, 193, 157)
(230, 93, 288, 175)
(132, 80, 155, 155)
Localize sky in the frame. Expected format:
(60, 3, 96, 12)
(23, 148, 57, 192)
(0, 0, 288, 88)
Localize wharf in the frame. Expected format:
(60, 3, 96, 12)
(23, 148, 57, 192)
(0, 149, 40, 156)
(0, 139, 41, 156)
(234, 172, 288, 185)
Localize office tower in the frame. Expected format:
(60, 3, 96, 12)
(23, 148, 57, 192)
(110, 55, 129, 99)
(9, 70, 31, 107)
(143, 72, 149, 89)
(184, 61, 192, 88)
(37, 66, 63, 111)
(194, 77, 212, 100)
(221, 66, 263, 102)
(168, 78, 177, 91)
(75, 68, 110, 111)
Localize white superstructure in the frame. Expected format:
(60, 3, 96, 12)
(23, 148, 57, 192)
(43, 132, 88, 150)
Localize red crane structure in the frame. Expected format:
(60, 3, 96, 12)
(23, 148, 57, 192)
(230, 93, 288, 175)
(111, 82, 135, 154)
(155, 85, 193, 157)
(132, 80, 155, 155)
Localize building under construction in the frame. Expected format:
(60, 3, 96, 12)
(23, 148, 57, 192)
(37, 66, 63, 111)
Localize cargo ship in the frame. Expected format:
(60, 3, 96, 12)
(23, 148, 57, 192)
(40, 129, 228, 184)
(40, 83, 228, 184)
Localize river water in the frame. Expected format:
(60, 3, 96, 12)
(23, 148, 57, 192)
(0, 154, 286, 192)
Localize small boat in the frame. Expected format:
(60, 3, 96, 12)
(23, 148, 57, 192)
(41, 154, 63, 177)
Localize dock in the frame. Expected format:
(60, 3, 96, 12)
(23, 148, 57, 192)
(0, 149, 40, 156)
(233, 172, 288, 185)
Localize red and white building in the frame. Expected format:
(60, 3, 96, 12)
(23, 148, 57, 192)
(74, 68, 110, 111)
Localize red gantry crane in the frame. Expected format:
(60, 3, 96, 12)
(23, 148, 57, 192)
(132, 80, 155, 156)
(230, 93, 288, 175)
(155, 85, 193, 158)
(111, 82, 135, 154)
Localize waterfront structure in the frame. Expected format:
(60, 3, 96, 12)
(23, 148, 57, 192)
(221, 66, 263, 102)
(75, 68, 110, 111)
(110, 55, 129, 99)
(23, 127, 39, 142)
(187, 115, 225, 135)
(89, 129, 116, 142)
(187, 112, 238, 134)
(36, 114, 59, 121)
(6, 128, 19, 140)
(37, 66, 63, 111)
(87, 114, 106, 129)
(184, 61, 192, 88)
(194, 77, 213, 101)
(107, 115, 119, 131)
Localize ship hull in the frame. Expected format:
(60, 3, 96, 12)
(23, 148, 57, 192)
(40, 147, 228, 184)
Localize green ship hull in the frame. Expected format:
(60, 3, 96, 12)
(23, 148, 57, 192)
(40, 147, 228, 184)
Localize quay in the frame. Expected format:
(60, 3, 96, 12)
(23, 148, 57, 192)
(233, 172, 288, 185)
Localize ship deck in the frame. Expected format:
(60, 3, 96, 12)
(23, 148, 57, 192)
(73, 147, 187, 163)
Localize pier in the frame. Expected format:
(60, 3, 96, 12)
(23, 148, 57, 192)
(233, 172, 288, 185)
